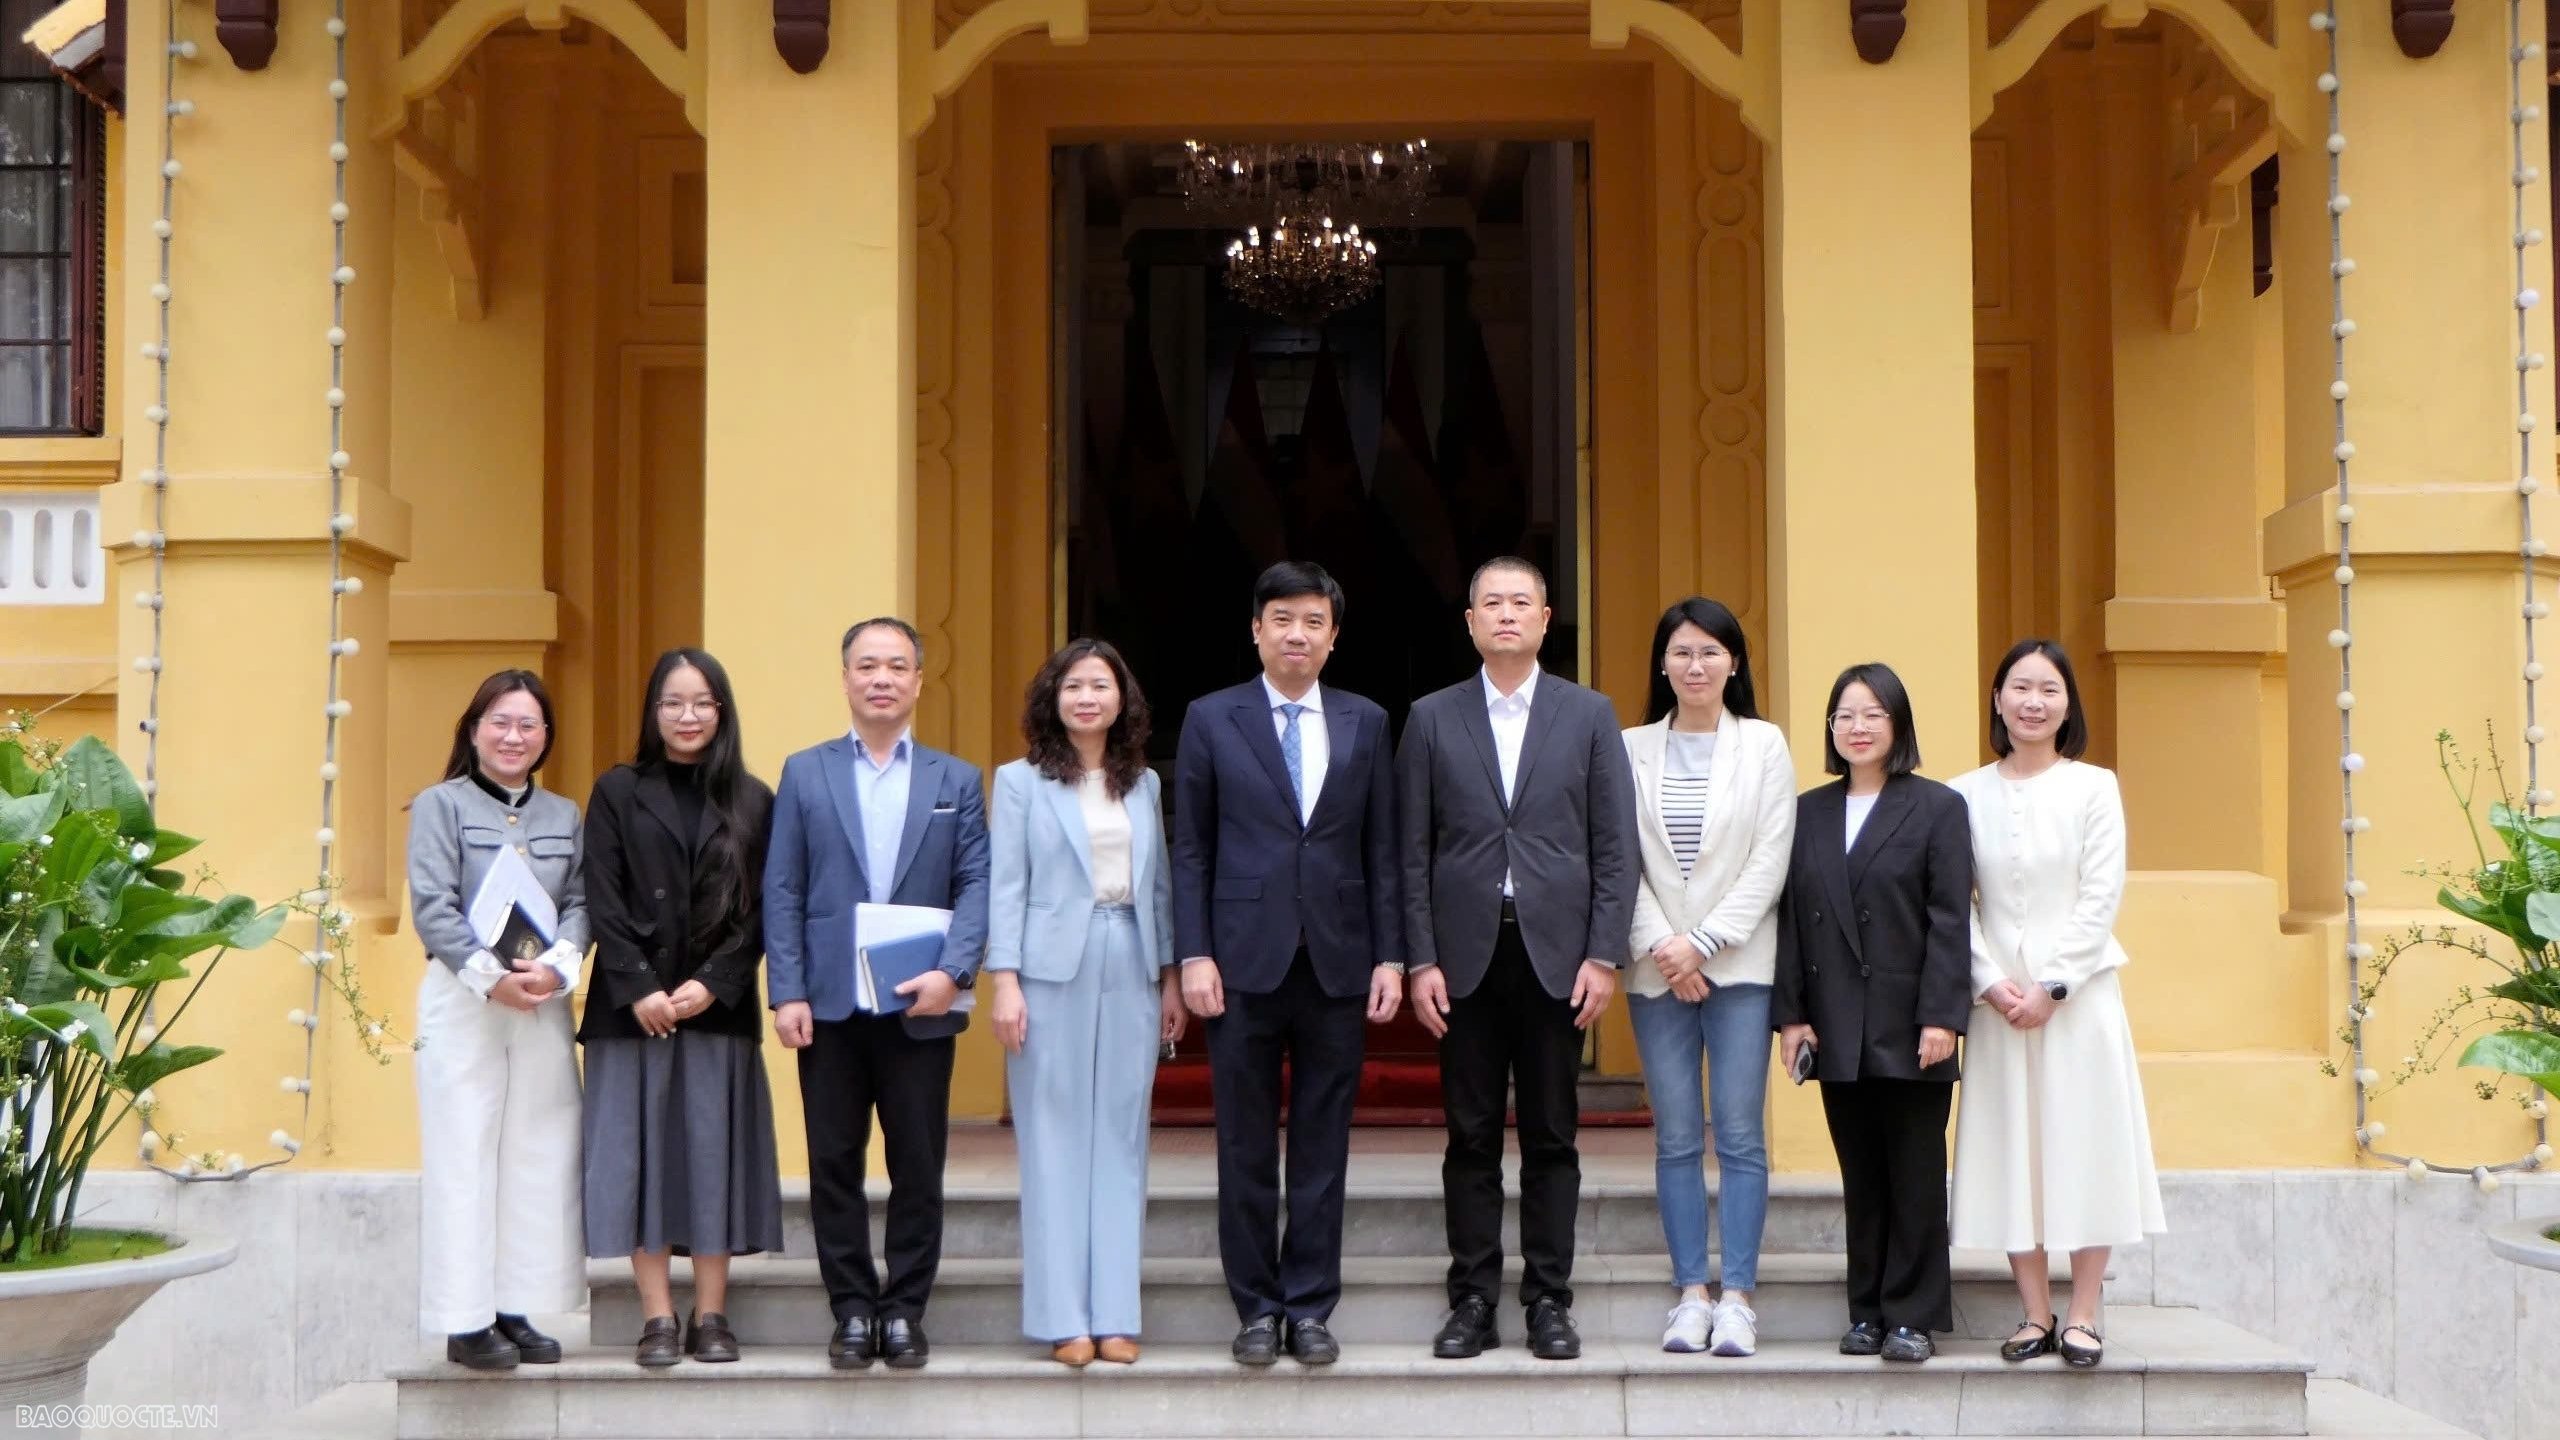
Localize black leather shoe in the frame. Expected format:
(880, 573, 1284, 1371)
(1526, 1297, 1582, 1360)
(2058, 1322, 2105, 1369)
(445, 1326, 519, 1371)
(1287, 1318, 1340, 1366)
(492, 1314, 560, 1365)
(1232, 1315, 1283, 1366)
(687, 1309, 740, 1363)
(1882, 1326, 1935, 1363)
(636, 1316, 682, 1369)
(1432, 1294, 1499, 1359)
(2001, 1315, 2057, 1363)
(1839, 1320, 1885, 1356)
(827, 1315, 876, 1371)
(879, 1317, 930, 1369)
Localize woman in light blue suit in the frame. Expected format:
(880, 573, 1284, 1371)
(986, 638, 1185, 1366)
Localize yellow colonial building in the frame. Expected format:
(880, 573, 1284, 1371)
(4, 2, 2556, 1436)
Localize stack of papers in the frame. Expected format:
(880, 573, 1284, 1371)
(468, 844, 557, 968)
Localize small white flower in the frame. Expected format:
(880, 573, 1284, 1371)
(129, 843, 151, 863)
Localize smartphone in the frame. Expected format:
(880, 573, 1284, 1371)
(1788, 1039, 1818, 1085)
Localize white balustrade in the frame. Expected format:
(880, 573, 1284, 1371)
(0, 492, 105, 604)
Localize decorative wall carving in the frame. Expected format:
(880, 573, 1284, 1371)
(1688, 93, 1767, 632)
(1849, 0, 1907, 62)
(2160, 24, 2272, 332)
(391, 56, 490, 320)
(214, 0, 279, 70)
(2389, 0, 2456, 58)
(774, 0, 831, 72)
(915, 106, 960, 724)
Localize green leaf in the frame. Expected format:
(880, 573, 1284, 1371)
(144, 830, 199, 867)
(2524, 893, 2560, 947)
(0, 739, 38, 798)
(14, 907, 75, 1005)
(110, 884, 206, 935)
(2458, 1029, 2560, 1101)
(0, 789, 63, 846)
(3, 1000, 115, 1061)
(2487, 968, 2560, 1011)
(109, 1042, 222, 1096)
(2445, 884, 2540, 951)
(44, 737, 153, 839)
(38, 817, 110, 897)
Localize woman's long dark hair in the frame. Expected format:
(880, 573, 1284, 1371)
(1989, 637, 2090, 759)
(635, 648, 762, 930)
(1022, 639, 1152, 799)
(441, 669, 555, 782)
(1645, 596, 1759, 723)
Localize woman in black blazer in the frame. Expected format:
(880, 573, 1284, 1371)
(1771, 662, 1974, 1364)
(579, 648, 786, 1368)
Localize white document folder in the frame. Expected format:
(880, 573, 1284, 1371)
(853, 902, 974, 1014)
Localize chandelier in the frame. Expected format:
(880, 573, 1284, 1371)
(1222, 207, 1380, 327)
(1178, 139, 1438, 227)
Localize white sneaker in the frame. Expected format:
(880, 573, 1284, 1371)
(1708, 1297, 1759, 1357)
(1661, 1297, 1713, 1353)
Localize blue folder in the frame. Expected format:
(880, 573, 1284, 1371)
(855, 930, 950, 1015)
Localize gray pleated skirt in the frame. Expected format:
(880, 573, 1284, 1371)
(581, 1030, 786, 1259)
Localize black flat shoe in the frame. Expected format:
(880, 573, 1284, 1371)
(687, 1309, 740, 1363)
(1881, 1326, 1935, 1363)
(446, 1326, 520, 1370)
(1838, 1320, 1885, 1356)
(1432, 1294, 1499, 1359)
(1232, 1315, 1283, 1366)
(2002, 1315, 2058, 1363)
(827, 1315, 876, 1371)
(879, 1317, 930, 1369)
(635, 1316, 682, 1369)
(493, 1313, 561, 1365)
(1287, 1318, 1340, 1366)
(2059, 1321, 2105, 1369)
(1526, 1297, 1582, 1360)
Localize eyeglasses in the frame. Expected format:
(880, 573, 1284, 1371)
(480, 716, 547, 738)
(656, 699, 721, 719)
(1665, 648, 1726, 669)
(1828, 710, 1891, 732)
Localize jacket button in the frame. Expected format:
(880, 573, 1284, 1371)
(1860, 910, 1870, 924)
(1813, 910, 1823, 922)
(656, 946, 670, 960)
(1860, 965, 1872, 978)
(653, 888, 666, 900)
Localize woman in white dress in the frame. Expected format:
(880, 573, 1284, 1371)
(1948, 639, 2166, 1370)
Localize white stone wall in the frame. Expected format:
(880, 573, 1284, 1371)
(62, 1168, 2560, 1439)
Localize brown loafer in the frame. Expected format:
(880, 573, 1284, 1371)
(1052, 1337, 1096, 1367)
(1096, 1336, 1140, 1364)
(687, 1309, 740, 1363)
(636, 1315, 682, 1369)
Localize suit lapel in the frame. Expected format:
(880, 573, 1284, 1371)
(633, 767, 689, 850)
(1508, 679, 1565, 806)
(1810, 784, 1863, 960)
(1230, 691, 1302, 827)
(1045, 770, 1094, 883)
(1686, 713, 1746, 900)
(1846, 776, 1920, 891)
(817, 739, 870, 891)
(1456, 684, 1509, 814)
(1305, 703, 1359, 828)
(888, 748, 940, 896)
(1630, 721, 1677, 862)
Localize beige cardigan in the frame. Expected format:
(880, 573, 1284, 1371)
(1621, 712, 1797, 993)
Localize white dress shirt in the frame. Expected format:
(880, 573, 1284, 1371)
(1483, 666, 1540, 896)
(1262, 675, 1329, 824)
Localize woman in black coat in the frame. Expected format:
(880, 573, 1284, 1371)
(1771, 662, 1973, 1364)
(579, 648, 785, 1367)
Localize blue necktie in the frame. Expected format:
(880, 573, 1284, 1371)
(1279, 703, 1306, 814)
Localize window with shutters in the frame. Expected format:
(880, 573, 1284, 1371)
(0, 0, 107, 435)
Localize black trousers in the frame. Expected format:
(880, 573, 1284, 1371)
(1439, 912, 1583, 1308)
(799, 1013, 955, 1322)
(1819, 1076, 1955, 1334)
(1204, 951, 1367, 1322)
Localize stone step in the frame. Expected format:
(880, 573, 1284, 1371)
(588, 1252, 2088, 1348)
(389, 1306, 2312, 1439)
(817, 1176, 1853, 1260)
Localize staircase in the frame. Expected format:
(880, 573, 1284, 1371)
(390, 1128, 2322, 1439)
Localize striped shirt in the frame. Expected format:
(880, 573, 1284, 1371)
(1662, 728, 1723, 961)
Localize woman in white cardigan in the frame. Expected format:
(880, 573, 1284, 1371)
(1949, 639, 2165, 1370)
(1621, 597, 1797, 1358)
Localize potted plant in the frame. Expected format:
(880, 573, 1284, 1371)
(2357, 729, 2560, 1272)
(0, 720, 287, 1413)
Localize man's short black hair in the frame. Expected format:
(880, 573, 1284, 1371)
(841, 616, 924, 665)
(1252, 560, 1346, 624)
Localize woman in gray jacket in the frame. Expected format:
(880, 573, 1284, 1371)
(407, 669, 589, 1370)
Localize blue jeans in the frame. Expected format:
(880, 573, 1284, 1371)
(1629, 982, 1772, 1292)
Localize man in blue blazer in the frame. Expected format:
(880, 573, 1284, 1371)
(766, 616, 990, 1372)
(1172, 561, 1404, 1367)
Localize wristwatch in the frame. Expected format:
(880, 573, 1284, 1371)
(2042, 980, 2069, 1002)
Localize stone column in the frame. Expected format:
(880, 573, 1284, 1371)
(100, 0, 410, 1152)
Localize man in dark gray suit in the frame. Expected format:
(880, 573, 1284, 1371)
(1398, 556, 1639, 1361)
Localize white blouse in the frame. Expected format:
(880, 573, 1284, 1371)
(1079, 769, 1133, 905)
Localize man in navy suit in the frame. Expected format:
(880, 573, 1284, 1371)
(1172, 561, 1404, 1367)
(766, 616, 990, 1371)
